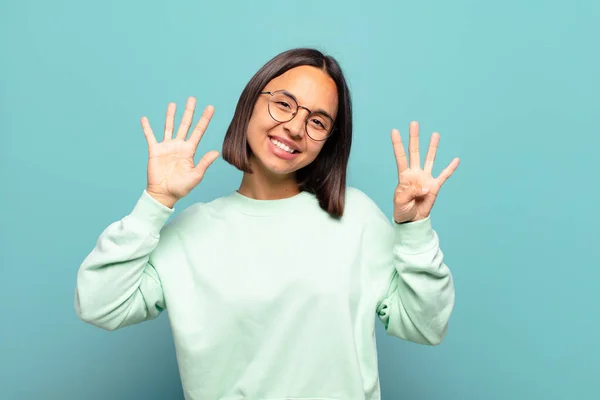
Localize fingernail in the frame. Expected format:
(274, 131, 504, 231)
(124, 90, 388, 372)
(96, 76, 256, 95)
(422, 187, 429, 193)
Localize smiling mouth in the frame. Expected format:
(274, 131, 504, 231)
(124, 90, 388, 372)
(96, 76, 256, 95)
(269, 136, 299, 154)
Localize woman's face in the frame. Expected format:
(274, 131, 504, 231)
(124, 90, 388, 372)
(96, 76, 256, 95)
(246, 65, 339, 177)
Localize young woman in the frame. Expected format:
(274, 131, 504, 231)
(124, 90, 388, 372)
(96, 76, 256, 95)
(75, 48, 460, 400)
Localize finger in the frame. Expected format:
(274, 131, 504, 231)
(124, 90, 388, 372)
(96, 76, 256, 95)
(395, 182, 429, 205)
(409, 181, 430, 197)
(435, 157, 460, 186)
(175, 97, 196, 140)
(189, 105, 215, 147)
(391, 129, 408, 178)
(193, 150, 220, 181)
(409, 121, 421, 169)
(164, 102, 176, 141)
(140, 117, 157, 146)
(424, 132, 440, 174)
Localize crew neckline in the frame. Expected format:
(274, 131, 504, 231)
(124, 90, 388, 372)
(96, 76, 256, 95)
(226, 190, 315, 216)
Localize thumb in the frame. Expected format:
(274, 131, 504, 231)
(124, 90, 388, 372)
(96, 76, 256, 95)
(193, 150, 220, 182)
(395, 183, 429, 204)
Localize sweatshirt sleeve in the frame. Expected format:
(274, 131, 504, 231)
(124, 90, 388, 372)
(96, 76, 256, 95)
(74, 190, 175, 331)
(373, 215, 455, 346)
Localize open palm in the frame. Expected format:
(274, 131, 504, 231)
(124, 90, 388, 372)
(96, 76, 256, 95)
(392, 121, 460, 223)
(141, 97, 219, 207)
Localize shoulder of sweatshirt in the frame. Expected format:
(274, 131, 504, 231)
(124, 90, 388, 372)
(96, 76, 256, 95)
(144, 195, 229, 262)
(159, 195, 228, 236)
(343, 186, 392, 228)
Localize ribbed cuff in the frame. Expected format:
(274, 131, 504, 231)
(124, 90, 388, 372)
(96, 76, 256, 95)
(393, 215, 436, 253)
(127, 190, 175, 236)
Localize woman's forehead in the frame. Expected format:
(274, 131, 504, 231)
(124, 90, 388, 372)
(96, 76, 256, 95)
(267, 67, 337, 107)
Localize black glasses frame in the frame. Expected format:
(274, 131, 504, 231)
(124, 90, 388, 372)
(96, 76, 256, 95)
(260, 90, 335, 141)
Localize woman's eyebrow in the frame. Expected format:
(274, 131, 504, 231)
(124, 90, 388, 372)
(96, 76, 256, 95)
(281, 89, 335, 120)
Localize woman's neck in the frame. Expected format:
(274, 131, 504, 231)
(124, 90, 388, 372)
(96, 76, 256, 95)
(237, 160, 300, 200)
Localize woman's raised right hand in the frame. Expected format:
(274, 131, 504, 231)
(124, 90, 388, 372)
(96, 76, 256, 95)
(141, 97, 220, 208)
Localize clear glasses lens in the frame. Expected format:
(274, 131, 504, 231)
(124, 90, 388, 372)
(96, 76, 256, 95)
(267, 92, 333, 140)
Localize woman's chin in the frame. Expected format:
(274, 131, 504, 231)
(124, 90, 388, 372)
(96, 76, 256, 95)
(253, 154, 300, 177)
(264, 160, 299, 176)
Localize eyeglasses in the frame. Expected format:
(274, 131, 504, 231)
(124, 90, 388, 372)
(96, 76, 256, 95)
(260, 90, 335, 141)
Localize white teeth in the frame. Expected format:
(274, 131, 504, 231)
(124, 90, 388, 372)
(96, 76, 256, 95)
(270, 137, 296, 154)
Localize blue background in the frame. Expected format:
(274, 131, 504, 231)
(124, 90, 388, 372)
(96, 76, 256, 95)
(1, 0, 598, 399)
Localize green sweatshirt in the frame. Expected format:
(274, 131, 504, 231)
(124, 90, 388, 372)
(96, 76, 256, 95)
(74, 187, 454, 400)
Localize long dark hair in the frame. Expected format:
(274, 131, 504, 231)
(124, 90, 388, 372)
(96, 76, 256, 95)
(222, 48, 352, 218)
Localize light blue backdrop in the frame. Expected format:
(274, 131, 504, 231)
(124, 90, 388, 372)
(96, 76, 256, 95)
(1, 0, 598, 399)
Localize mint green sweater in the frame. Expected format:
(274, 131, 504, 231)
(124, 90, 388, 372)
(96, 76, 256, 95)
(74, 187, 454, 400)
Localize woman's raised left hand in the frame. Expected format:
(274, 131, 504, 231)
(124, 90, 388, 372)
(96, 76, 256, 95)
(391, 121, 460, 224)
